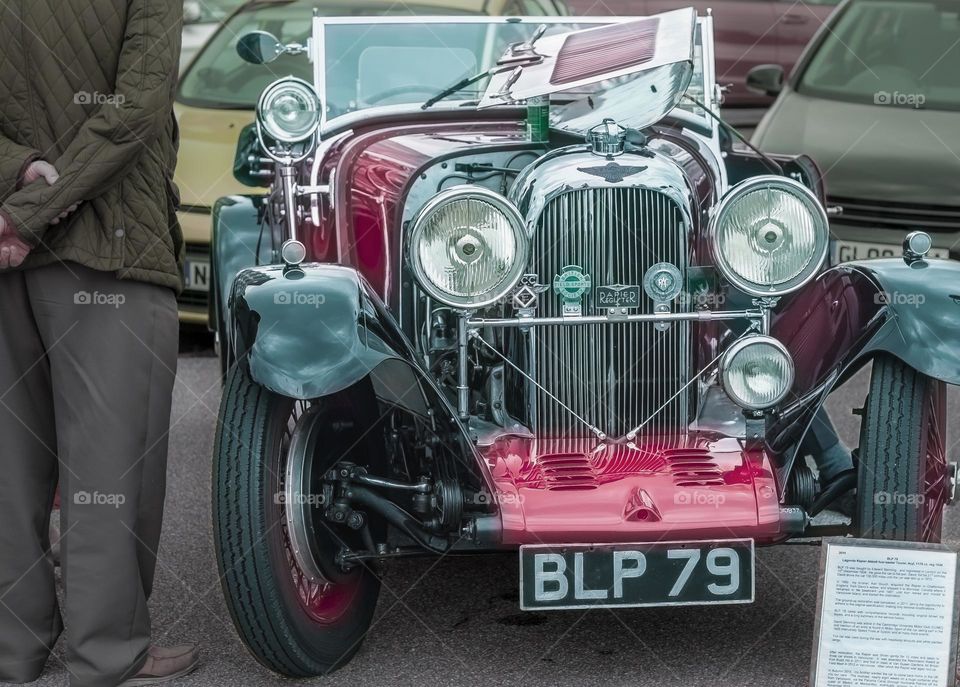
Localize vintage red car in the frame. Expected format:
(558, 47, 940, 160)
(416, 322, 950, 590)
(209, 10, 960, 676)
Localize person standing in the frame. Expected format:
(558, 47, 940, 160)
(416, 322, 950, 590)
(0, 1, 198, 685)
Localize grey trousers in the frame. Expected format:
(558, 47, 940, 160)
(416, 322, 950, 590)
(0, 262, 178, 687)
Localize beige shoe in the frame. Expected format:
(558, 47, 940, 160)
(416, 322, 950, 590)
(119, 645, 200, 686)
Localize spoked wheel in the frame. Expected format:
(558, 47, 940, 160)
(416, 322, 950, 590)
(856, 354, 949, 542)
(213, 363, 381, 677)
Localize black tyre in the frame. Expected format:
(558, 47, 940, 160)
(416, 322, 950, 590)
(213, 363, 380, 677)
(857, 355, 948, 542)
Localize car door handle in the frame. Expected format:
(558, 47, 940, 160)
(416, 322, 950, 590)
(780, 13, 809, 25)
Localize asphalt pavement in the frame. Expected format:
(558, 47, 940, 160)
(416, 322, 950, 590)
(20, 335, 960, 687)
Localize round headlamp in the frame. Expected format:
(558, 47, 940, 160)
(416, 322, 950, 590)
(257, 77, 322, 143)
(408, 186, 529, 309)
(721, 336, 795, 411)
(711, 176, 829, 297)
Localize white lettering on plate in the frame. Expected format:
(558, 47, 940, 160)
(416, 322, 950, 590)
(534, 553, 568, 602)
(612, 550, 646, 598)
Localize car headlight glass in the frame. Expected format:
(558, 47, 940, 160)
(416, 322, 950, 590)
(721, 336, 795, 410)
(257, 78, 321, 143)
(409, 187, 528, 308)
(712, 176, 828, 296)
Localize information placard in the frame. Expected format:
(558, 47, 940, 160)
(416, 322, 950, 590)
(811, 538, 959, 687)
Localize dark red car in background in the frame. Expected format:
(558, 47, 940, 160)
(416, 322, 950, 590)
(568, 0, 840, 112)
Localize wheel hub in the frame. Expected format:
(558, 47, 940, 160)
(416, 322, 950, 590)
(284, 404, 333, 583)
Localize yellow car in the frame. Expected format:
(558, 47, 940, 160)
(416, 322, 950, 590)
(173, 0, 568, 325)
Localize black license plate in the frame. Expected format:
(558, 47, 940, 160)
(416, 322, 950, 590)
(520, 540, 754, 610)
(596, 285, 642, 309)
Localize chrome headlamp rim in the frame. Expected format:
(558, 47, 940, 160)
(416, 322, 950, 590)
(256, 76, 322, 144)
(408, 186, 529, 310)
(709, 175, 829, 298)
(720, 335, 796, 411)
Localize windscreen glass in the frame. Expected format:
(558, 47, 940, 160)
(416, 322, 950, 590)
(799, 0, 960, 111)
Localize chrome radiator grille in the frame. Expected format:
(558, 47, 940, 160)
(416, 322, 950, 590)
(514, 187, 692, 441)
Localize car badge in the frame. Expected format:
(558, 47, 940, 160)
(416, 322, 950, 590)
(553, 265, 592, 316)
(511, 274, 548, 317)
(597, 284, 642, 314)
(643, 262, 683, 331)
(644, 262, 683, 302)
(577, 162, 647, 184)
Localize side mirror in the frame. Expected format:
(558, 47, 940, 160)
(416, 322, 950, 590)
(746, 64, 785, 97)
(237, 31, 285, 65)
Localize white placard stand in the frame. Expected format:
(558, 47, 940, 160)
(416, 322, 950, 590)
(811, 538, 959, 687)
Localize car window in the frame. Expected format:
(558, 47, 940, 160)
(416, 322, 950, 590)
(798, 0, 960, 111)
(190, 0, 243, 23)
(179, 6, 314, 109)
(178, 3, 478, 109)
(322, 22, 546, 116)
(318, 17, 712, 133)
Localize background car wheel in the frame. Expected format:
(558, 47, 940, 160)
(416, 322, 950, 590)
(856, 354, 948, 542)
(213, 363, 381, 677)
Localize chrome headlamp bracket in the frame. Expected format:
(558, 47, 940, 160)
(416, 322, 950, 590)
(255, 120, 315, 165)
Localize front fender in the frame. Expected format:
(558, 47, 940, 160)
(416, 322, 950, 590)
(776, 258, 960, 397)
(769, 257, 960, 468)
(211, 194, 270, 340)
(849, 259, 960, 384)
(227, 263, 498, 513)
(228, 264, 415, 400)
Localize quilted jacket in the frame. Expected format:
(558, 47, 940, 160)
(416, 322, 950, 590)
(0, 0, 184, 293)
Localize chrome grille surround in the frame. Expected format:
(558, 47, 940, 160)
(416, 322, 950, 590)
(509, 148, 696, 445)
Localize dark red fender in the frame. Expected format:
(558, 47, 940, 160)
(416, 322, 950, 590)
(773, 268, 887, 399)
(312, 120, 528, 304)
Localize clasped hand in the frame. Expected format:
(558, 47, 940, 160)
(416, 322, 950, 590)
(0, 161, 79, 269)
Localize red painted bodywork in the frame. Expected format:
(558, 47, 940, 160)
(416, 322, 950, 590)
(480, 435, 784, 546)
(311, 113, 786, 546)
(314, 118, 529, 305)
(774, 268, 885, 399)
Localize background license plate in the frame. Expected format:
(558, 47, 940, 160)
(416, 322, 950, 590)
(520, 540, 754, 610)
(833, 240, 949, 262)
(184, 259, 210, 292)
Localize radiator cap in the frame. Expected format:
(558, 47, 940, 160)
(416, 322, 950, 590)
(587, 118, 627, 157)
